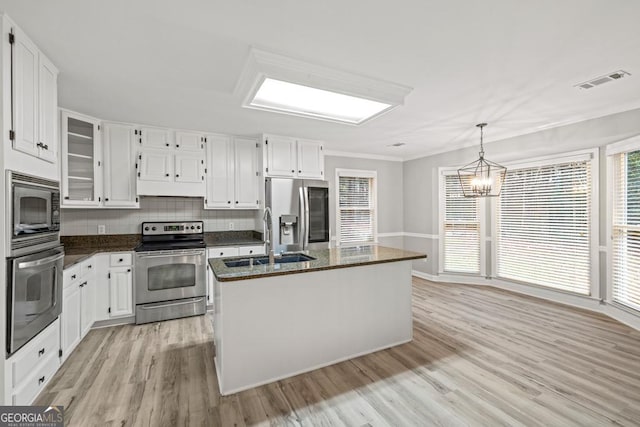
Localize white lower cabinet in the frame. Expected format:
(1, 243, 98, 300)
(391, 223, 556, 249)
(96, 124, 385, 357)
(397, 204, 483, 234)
(109, 266, 133, 317)
(205, 245, 265, 305)
(6, 319, 60, 405)
(61, 258, 95, 362)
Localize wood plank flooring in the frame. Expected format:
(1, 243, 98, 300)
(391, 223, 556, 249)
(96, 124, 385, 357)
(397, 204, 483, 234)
(36, 278, 640, 426)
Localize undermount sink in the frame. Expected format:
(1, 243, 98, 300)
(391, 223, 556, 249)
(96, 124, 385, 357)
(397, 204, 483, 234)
(223, 253, 316, 268)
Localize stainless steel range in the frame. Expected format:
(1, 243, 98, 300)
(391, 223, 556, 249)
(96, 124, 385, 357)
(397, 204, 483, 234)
(134, 221, 207, 324)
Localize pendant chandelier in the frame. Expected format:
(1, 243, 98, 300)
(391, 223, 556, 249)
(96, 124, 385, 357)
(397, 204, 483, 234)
(457, 123, 507, 197)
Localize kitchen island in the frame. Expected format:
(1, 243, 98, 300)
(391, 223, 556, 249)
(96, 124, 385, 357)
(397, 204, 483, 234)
(209, 245, 426, 395)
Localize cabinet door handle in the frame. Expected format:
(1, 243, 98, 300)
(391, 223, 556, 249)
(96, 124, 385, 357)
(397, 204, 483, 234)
(79, 281, 87, 288)
(166, 143, 169, 147)
(71, 274, 76, 279)
(249, 250, 253, 254)
(105, 198, 109, 201)
(119, 258, 124, 262)
(235, 201, 238, 204)
(220, 252, 224, 256)
(127, 268, 131, 273)
(176, 144, 180, 148)
(227, 201, 231, 204)
(38, 348, 45, 356)
(291, 169, 295, 173)
(176, 174, 180, 178)
(88, 265, 92, 269)
(38, 376, 45, 384)
(165, 173, 170, 177)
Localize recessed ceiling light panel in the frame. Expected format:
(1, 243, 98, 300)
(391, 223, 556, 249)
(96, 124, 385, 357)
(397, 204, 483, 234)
(575, 70, 630, 90)
(236, 48, 413, 125)
(250, 78, 392, 124)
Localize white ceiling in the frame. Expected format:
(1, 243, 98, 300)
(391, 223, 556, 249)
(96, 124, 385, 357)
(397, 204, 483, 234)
(2, 0, 639, 160)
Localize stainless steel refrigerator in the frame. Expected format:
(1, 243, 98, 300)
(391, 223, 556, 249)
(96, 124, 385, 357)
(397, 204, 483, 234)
(265, 178, 330, 253)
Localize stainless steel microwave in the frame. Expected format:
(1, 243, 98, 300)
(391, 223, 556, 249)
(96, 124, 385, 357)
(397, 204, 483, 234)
(7, 171, 61, 257)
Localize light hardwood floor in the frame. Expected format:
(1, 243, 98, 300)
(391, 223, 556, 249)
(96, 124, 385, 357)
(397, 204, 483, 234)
(36, 278, 640, 426)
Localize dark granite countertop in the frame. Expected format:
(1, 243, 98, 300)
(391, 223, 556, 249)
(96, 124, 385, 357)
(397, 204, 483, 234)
(209, 245, 427, 282)
(61, 231, 264, 269)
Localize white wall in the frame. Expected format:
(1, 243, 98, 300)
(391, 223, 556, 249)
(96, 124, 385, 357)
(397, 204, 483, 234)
(61, 197, 258, 235)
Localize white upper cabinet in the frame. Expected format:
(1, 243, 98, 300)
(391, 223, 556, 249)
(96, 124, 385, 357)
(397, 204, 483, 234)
(139, 126, 172, 149)
(205, 135, 258, 209)
(296, 139, 324, 179)
(102, 123, 139, 208)
(60, 111, 102, 207)
(11, 25, 58, 164)
(175, 131, 205, 151)
(234, 137, 259, 208)
(37, 54, 58, 163)
(264, 135, 324, 180)
(139, 151, 173, 182)
(265, 135, 297, 177)
(175, 154, 204, 183)
(205, 135, 234, 208)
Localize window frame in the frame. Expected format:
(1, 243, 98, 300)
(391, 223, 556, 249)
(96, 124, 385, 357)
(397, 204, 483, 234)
(335, 168, 378, 247)
(438, 167, 487, 276)
(490, 148, 599, 297)
(606, 135, 640, 307)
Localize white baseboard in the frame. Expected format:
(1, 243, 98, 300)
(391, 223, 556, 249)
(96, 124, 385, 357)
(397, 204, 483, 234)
(412, 270, 631, 328)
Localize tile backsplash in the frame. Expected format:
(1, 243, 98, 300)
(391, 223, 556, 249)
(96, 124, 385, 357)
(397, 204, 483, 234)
(61, 197, 258, 235)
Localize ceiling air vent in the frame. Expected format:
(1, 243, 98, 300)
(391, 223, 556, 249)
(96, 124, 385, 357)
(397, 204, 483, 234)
(575, 70, 630, 90)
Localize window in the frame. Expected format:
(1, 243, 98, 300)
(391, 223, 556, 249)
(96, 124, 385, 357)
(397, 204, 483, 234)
(440, 173, 481, 274)
(611, 148, 640, 310)
(495, 154, 594, 294)
(336, 170, 377, 245)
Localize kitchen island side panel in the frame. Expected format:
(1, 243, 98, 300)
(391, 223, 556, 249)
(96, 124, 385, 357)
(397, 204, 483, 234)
(214, 260, 412, 395)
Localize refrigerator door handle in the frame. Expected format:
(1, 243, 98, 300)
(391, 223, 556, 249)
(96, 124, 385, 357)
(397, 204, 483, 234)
(302, 186, 310, 249)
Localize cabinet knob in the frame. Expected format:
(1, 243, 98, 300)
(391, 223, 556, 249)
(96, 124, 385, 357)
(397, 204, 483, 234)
(291, 169, 295, 173)
(39, 376, 45, 384)
(220, 252, 223, 256)
(38, 348, 45, 356)
(235, 201, 238, 204)
(176, 174, 180, 178)
(298, 170, 301, 173)
(227, 201, 231, 204)
(165, 173, 170, 177)
(127, 268, 131, 273)
(166, 143, 169, 147)
(71, 274, 76, 279)
(249, 250, 253, 254)
(105, 198, 109, 201)
(176, 144, 180, 148)
(119, 258, 123, 262)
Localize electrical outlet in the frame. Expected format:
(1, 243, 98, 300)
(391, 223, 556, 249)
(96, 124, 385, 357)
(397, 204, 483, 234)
(98, 225, 106, 234)
(228, 222, 234, 230)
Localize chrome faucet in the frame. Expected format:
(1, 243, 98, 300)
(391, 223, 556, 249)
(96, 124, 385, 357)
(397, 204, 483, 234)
(263, 207, 275, 265)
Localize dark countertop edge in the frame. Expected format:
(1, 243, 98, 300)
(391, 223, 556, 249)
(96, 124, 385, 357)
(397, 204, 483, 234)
(63, 240, 266, 269)
(211, 254, 426, 282)
(206, 240, 265, 248)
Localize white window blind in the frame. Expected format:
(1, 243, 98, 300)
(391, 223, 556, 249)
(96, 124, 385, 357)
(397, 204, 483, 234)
(337, 172, 376, 244)
(442, 174, 480, 274)
(496, 159, 592, 294)
(612, 149, 640, 310)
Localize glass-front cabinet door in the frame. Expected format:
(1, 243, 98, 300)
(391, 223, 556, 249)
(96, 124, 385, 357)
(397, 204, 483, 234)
(60, 111, 102, 207)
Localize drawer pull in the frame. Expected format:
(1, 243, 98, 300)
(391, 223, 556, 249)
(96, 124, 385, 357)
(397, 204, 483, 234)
(38, 376, 45, 384)
(220, 252, 223, 256)
(38, 348, 45, 356)
(119, 258, 123, 262)
(71, 274, 77, 280)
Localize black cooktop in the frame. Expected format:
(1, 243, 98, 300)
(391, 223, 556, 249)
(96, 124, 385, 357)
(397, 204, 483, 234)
(135, 221, 205, 252)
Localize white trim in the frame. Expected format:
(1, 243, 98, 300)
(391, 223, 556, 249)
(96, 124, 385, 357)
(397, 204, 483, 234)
(324, 150, 403, 162)
(412, 271, 602, 313)
(377, 232, 404, 238)
(605, 134, 640, 156)
(599, 246, 607, 252)
(403, 232, 438, 239)
(500, 148, 595, 170)
(401, 100, 640, 162)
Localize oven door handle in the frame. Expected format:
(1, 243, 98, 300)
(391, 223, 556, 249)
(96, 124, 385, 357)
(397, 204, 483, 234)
(136, 251, 204, 259)
(17, 253, 64, 269)
(139, 297, 205, 310)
